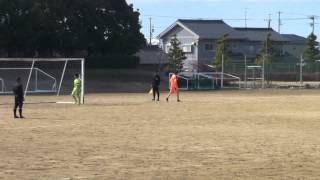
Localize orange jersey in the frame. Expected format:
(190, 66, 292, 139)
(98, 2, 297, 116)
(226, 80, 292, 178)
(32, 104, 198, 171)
(170, 74, 178, 89)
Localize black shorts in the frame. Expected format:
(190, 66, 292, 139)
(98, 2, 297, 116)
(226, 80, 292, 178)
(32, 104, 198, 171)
(152, 86, 159, 92)
(14, 98, 23, 109)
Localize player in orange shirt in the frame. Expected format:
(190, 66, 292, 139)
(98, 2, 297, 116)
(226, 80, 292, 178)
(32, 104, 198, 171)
(166, 72, 180, 102)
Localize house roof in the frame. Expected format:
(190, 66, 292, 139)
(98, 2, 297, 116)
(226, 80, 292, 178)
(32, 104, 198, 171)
(234, 28, 289, 42)
(282, 34, 307, 42)
(158, 19, 245, 40)
(158, 19, 295, 42)
(177, 19, 245, 40)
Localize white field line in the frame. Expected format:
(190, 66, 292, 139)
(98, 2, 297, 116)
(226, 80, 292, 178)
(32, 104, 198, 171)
(56, 101, 75, 104)
(1, 123, 83, 130)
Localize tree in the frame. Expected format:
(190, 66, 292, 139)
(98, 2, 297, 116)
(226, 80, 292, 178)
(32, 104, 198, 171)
(0, 0, 145, 57)
(256, 33, 276, 65)
(303, 32, 319, 62)
(167, 35, 186, 73)
(213, 34, 230, 69)
(256, 33, 277, 85)
(0, 0, 39, 56)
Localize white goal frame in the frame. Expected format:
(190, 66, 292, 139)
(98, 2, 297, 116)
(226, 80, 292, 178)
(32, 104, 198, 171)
(246, 65, 263, 89)
(0, 58, 85, 104)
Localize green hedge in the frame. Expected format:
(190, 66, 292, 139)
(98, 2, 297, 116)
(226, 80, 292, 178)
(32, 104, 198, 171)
(86, 55, 140, 69)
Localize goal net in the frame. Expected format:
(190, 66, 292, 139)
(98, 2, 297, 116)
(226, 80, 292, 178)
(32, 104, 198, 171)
(169, 72, 241, 90)
(0, 58, 85, 104)
(245, 65, 263, 89)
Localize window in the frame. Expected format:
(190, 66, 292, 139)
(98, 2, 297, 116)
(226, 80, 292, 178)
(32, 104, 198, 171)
(165, 43, 171, 53)
(205, 43, 214, 51)
(232, 44, 238, 49)
(182, 44, 193, 53)
(249, 46, 254, 52)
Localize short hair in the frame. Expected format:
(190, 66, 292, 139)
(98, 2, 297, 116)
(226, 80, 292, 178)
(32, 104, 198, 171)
(74, 74, 79, 78)
(16, 77, 21, 82)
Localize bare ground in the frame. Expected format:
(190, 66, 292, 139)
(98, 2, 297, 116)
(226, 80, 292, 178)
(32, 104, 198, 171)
(1, 90, 320, 179)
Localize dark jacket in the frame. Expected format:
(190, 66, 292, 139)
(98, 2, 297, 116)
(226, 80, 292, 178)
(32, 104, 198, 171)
(13, 83, 24, 100)
(152, 74, 160, 87)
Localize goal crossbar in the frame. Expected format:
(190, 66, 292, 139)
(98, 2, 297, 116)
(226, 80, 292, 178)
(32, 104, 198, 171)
(0, 58, 84, 62)
(0, 58, 85, 104)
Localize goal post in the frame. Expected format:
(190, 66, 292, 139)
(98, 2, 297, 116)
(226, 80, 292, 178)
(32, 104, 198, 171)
(0, 58, 85, 104)
(246, 65, 263, 89)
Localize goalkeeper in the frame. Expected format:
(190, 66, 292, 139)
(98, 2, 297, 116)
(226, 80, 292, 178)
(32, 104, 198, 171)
(71, 74, 81, 105)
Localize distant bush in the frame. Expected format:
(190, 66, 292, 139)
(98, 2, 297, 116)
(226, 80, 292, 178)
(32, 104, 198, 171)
(86, 55, 140, 69)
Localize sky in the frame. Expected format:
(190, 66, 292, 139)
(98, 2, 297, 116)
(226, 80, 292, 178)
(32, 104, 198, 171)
(126, 0, 320, 43)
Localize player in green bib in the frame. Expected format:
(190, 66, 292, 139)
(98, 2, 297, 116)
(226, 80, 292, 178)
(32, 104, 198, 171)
(71, 74, 81, 105)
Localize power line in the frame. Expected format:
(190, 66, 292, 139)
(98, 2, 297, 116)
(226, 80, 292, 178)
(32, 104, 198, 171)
(141, 14, 310, 22)
(282, 17, 310, 20)
(286, 12, 310, 17)
(141, 14, 255, 21)
(140, 13, 319, 36)
(141, 14, 194, 19)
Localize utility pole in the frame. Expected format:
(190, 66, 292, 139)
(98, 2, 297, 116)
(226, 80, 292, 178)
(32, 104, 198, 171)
(267, 14, 272, 29)
(277, 11, 282, 33)
(149, 17, 152, 45)
(310, 15, 315, 34)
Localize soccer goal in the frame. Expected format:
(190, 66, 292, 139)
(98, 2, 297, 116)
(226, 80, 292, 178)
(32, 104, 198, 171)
(245, 65, 263, 89)
(0, 58, 85, 104)
(169, 72, 241, 90)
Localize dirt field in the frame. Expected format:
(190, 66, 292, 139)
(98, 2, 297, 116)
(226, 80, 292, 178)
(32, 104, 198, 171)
(1, 90, 320, 179)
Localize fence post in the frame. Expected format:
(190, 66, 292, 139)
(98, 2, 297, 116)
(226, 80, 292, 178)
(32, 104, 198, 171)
(262, 56, 265, 89)
(244, 55, 247, 88)
(300, 54, 303, 87)
(221, 54, 224, 88)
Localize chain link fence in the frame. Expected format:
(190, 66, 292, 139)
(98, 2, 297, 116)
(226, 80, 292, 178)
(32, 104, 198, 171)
(223, 61, 320, 88)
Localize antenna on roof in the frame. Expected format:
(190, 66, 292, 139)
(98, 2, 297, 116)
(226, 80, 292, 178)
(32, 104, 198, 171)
(244, 8, 248, 28)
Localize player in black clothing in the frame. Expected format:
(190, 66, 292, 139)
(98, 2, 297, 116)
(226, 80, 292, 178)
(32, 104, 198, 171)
(152, 71, 160, 101)
(13, 77, 24, 118)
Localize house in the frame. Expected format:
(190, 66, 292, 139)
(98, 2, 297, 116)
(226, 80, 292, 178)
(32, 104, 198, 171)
(282, 34, 307, 58)
(233, 28, 288, 56)
(158, 19, 306, 71)
(158, 19, 245, 71)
